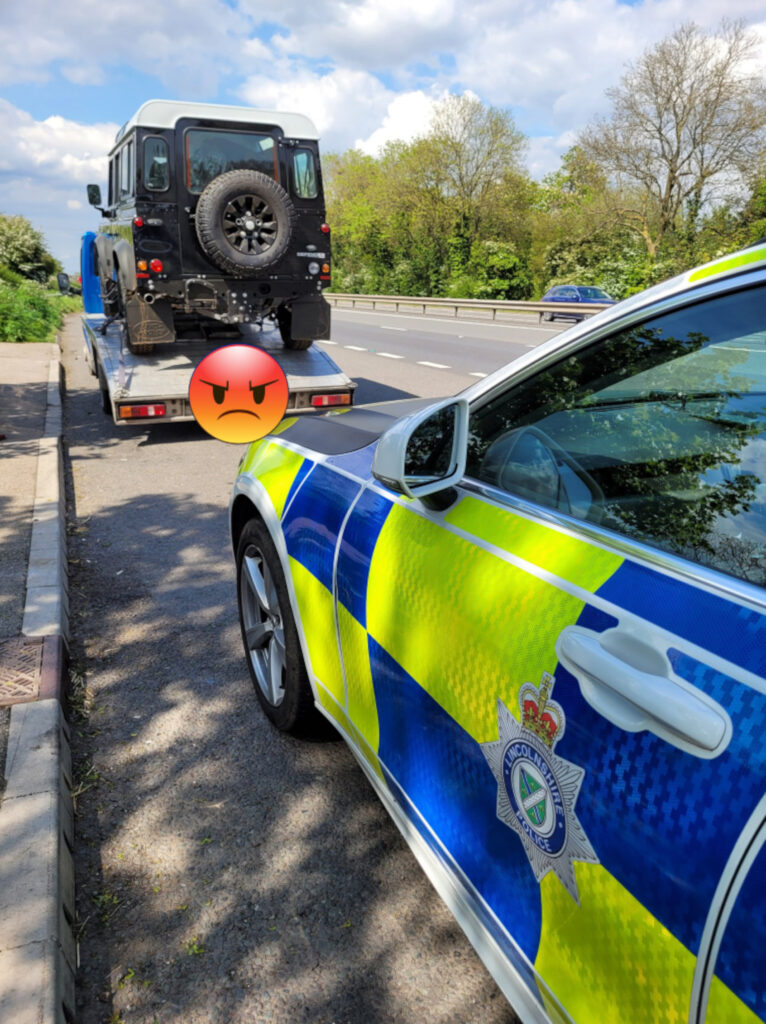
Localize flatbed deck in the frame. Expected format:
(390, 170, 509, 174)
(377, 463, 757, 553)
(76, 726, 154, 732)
(81, 315, 355, 425)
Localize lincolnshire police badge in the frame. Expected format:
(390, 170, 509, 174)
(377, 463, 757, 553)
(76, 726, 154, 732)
(481, 672, 598, 903)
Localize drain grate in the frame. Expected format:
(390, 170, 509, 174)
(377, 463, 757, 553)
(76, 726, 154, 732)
(0, 636, 43, 706)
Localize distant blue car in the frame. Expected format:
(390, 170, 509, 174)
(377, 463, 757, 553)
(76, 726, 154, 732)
(541, 284, 615, 321)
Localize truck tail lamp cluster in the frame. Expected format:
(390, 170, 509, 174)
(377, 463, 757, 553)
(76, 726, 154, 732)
(311, 393, 351, 408)
(136, 259, 164, 275)
(118, 403, 167, 419)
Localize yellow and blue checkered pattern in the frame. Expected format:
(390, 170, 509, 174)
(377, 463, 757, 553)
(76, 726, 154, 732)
(240, 437, 765, 1024)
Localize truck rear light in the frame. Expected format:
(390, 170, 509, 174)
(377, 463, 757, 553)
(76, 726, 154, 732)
(320, 275, 331, 281)
(118, 403, 167, 419)
(320, 223, 330, 234)
(137, 260, 148, 271)
(311, 393, 351, 408)
(149, 259, 164, 273)
(321, 263, 330, 274)
(136, 273, 150, 279)
(133, 216, 144, 227)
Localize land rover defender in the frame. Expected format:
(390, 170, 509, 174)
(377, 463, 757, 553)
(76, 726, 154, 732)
(86, 100, 331, 353)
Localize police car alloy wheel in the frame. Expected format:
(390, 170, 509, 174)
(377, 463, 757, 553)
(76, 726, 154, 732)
(235, 518, 318, 734)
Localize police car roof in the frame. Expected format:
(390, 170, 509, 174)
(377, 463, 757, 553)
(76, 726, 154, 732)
(113, 100, 319, 148)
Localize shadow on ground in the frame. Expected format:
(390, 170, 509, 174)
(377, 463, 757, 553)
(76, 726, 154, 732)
(61, 352, 517, 1023)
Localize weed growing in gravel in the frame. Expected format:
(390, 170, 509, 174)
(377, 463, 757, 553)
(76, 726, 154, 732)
(184, 936, 205, 955)
(92, 889, 121, 925)
(67, 666, 94, 722)
(71, 758, 100, 812)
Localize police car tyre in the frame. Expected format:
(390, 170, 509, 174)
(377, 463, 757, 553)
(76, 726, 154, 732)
(195, 170, 296, 276)
(277, 306, 313, 350)
(236, 517, 319, 735)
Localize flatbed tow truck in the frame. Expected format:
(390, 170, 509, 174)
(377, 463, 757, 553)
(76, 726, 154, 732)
(81, 313, 355, 426)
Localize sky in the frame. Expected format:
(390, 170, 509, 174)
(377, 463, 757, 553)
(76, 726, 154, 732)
(1, 0, 765, 270)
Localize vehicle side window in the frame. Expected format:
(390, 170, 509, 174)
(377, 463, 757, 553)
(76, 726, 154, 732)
(144, 137, 169, 191)
(109, 156, 118, 207)
(119, 140, 133, 199)
(292, 149, 317, 199)
(466, 285, 766, 586)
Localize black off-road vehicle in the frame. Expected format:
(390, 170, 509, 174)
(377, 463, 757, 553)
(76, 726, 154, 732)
(86, 100, 331, 353)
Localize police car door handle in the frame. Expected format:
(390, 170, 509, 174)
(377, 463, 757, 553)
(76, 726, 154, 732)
(556, 627, 730, 758)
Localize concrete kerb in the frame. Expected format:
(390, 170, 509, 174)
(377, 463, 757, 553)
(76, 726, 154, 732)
(0, 338, 76, 1024)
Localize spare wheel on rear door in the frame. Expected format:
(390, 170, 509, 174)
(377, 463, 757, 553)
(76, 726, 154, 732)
(195, 169, 296, 276)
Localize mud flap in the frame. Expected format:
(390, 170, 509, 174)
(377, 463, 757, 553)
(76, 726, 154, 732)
(289, 294, 331, 341)
(124, 297, 176, 348)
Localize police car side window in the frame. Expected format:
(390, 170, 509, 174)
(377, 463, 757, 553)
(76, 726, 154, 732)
(466, 285, 766, 587)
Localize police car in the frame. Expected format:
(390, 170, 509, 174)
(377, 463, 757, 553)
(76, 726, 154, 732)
(229, 244, 766, 1024)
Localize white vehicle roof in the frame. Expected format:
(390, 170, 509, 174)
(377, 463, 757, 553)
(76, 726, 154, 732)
(113, 100, 319, 149)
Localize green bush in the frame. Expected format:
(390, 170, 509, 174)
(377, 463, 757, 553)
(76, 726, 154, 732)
(0, 263, 24, 286)
(0, 279, 78, 343)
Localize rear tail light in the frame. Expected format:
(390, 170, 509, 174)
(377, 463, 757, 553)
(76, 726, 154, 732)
(133, 216, 144, 227)
(320, 223, 330, 234)
(149, 259, 164, 273)
(137, 260, 148, 271)
(118, 403, 167, 419)
(311, 393, 351, 408)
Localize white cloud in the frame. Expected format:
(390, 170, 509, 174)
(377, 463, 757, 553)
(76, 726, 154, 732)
(0, 0, 246, 95)
(237, 0, 462, 70)
(0, 101, 117, 185)
(356, 91, 445, 154)
(527, 131, 578, 179)
(239, 67, 395, 152)
(0, 102, 117, 267)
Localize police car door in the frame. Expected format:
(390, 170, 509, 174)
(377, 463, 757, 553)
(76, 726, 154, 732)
(355, 277, 766, 1024)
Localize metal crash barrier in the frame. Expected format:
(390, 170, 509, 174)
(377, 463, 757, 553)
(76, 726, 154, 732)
(326, 292, 611, 322)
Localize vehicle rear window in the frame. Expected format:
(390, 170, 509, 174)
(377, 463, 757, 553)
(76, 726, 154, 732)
(185, 129, 277, 194)
(578, 287, 611, 300)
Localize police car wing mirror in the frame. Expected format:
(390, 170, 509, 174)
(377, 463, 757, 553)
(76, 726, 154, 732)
(372, 397, 469, 499)
(87, 184, 102, 207)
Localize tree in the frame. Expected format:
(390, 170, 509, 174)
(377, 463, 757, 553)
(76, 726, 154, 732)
(325, 95, 531, 296)
(0, 214, 60, 283)
(579, 21, 766, 259)
(429, 94, 527, 246)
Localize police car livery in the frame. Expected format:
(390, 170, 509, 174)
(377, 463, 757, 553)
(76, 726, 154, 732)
(229, 244, 766, 1024)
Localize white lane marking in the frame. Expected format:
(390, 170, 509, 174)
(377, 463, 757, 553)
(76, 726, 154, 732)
(470, 371, 488, 377)
(334, 307, 560, 334)
(418, 361, 451, 369)
(377, 352, 404, 359)
(344, 345, 366, 351)
(380, 325, 407, 331)
(318, 339, 337, 345)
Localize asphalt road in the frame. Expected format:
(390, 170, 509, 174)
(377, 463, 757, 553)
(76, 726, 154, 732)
(63, 309, 557, 1024)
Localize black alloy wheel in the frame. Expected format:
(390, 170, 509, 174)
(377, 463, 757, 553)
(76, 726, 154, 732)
(196, 170, 296, 276)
